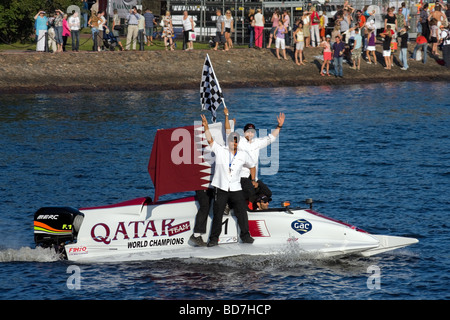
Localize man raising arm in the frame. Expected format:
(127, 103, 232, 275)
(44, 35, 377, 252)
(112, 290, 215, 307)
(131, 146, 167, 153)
(201, 114, 256, 247)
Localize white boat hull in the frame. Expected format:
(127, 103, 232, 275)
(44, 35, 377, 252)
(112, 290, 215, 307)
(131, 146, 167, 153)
(34, 196, 418, 262)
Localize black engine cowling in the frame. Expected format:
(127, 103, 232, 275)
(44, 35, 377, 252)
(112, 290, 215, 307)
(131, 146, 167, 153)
(34, 207, 84, 256)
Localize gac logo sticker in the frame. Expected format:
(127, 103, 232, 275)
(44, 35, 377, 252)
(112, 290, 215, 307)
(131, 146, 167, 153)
(291, 219, 312, 235)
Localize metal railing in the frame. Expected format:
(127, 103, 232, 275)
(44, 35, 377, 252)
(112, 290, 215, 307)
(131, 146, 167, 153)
(164, 0, 421, 45)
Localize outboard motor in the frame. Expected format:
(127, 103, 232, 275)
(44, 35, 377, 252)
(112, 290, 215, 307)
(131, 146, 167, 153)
(34, 207, 84, 257)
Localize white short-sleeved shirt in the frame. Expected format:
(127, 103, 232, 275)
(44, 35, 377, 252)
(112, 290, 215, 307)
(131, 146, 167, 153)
(238, 134, 276, 179)
(210, 141, 255, 192)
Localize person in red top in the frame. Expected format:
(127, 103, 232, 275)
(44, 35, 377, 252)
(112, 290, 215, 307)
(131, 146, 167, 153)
(410, 33, 428, 63)
(310, 6, 321, 47)
(355, 10, 366, 54)
(357, 12, 366, 28)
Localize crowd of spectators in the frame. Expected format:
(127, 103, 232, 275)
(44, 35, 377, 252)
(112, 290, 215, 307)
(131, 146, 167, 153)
(32, 1, 450, 72)
(248, 1, 450, 75)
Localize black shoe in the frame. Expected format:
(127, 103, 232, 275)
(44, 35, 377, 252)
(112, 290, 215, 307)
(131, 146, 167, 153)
(241, 235, 254, 244)
(189, 234, 206, 247)
(207, 239, 218, 247)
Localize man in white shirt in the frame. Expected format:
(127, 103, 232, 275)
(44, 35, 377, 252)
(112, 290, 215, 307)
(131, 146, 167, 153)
(201, 114, 256, 247)
(238, 112, 285, 203)
(68, 11, 80, 52)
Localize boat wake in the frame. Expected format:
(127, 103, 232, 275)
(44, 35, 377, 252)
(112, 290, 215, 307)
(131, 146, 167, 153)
(0, 246, 61, 263)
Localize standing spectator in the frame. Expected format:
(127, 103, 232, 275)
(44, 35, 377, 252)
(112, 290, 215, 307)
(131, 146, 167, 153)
(266, 9, 280, 49)
(320, 35, 332, 76)
(81, 0, 89, 28)
(384, 8, 397, 33)
(254, 8, 265, 49)
(182, 11, 195, 51)
(144, 9, 155, 46)
(162, 11, 174, 51)
(420, 3, 430, 40)
(68, 11, 80, 52)
(350, 28, 362, 70)
(248, 10, 255, 48)
(366, 28, 377, 65)
(126, 6, 140, 51)
(97, 10, 106, 48)
(401, 2, 410, 27)
(88, 11, 101, 51)
(294, 22, 306, 65)
(332, 35, 345, 77)
(282, 10, 291, 47)
(429, 19, 439, 56)
(112, 9, 121, 35)
(381, 25, 394, 70)
(62, 14, 70, 52)
(441, 25, 450, 68)
(398, 26, 409, 70)
(34, 10, 48, 52)
(302, 11, 311, 47)
(319, 11, 328, 41)
(410, 33, 428, 63)
(339, 12, 350, 42)
(137, 9, 145, 51)
(224, 10, 234, 49)
(274, 20, 287, 60)
(310, 6, 320, 47)
(47, 13, 57, 53)
(111, 9, 124, 51)
(356, 10, 366, 56)
(397, 7, 405, 30)
(213, 9, 227, 51)
(54, 9, 64, 53)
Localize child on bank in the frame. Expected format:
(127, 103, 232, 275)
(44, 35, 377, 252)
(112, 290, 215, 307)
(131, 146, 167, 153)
(381, 25, 394, 70)
(320, 35, 332, 75)
(366, 28, 377, 65)
(294, 22, 306, 65)
(274, 20, 288, 60)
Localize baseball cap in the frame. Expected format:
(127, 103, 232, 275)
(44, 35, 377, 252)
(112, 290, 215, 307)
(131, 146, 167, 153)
(244, 123, 256, 132)
(257, 194, 272, 203)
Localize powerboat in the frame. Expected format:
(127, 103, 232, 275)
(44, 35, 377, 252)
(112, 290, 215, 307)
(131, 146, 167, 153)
(33, 195, 418, 262)
(33, 123, 418, 262)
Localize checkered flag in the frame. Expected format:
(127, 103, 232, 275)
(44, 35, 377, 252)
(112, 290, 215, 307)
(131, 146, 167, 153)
(200, 54, 224, 123)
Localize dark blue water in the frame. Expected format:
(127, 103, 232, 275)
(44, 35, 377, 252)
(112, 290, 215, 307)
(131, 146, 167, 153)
(0, 82, 449, 300)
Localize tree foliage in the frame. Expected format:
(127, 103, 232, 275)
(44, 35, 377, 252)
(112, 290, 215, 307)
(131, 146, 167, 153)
(0, 0, 82, 43)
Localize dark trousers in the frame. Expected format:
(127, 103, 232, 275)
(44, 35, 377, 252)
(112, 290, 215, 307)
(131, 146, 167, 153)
(71, 30, 79, 51)
(194, 189, 213, 234)
(138, 29, 145, 50)
(421, 22, 430, 40)
(209, 188, 250, 242)
(443, 45, 450, 68)
(92, 31, 99, 51)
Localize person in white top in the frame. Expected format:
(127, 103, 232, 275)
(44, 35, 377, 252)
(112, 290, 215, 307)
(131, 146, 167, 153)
(237, 112, 285, 203)
(68, 11, 80, 52)
(254, 8, 265, 48)
(224, 10, 234, 49)
(182, 10, 194, 50)
(201, 114, 256, 247)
